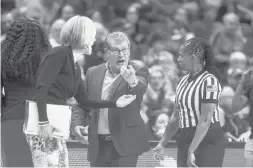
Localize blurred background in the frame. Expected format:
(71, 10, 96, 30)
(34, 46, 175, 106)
(1, 0, 253, 143)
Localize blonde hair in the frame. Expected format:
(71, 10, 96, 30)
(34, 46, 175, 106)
(60, 15, 96, 50)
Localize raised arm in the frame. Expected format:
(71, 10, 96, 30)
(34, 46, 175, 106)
(128, 66, 149, 96)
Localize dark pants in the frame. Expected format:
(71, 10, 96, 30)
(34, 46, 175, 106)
(90, 134, 139, 167)
(1, 119, 34, 167)
(176, 123, 225, 167)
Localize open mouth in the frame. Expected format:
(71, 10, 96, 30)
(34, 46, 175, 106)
(117, 60, 125, 64)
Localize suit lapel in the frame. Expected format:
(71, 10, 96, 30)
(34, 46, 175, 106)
(93, 64, 106, 123)
(95, 64, 107, 99)
(108, 75, 124, 100)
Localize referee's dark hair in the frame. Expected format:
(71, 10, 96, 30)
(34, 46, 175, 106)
(183, 37, 223, 86)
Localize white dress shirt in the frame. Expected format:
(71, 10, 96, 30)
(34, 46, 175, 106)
(97, 68, 120, 134)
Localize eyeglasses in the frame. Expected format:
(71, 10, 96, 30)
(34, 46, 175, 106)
(109, 48, 130, 55)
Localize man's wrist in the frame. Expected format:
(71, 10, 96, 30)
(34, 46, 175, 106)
(129, 76, 138, 87)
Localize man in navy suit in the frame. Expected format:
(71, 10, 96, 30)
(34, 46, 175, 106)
(73, 32, 150, 167)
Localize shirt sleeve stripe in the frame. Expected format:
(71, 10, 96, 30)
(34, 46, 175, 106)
(201, 75, 220, 102)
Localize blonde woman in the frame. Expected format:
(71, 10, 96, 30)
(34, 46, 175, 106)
(25, 16, 136, 167)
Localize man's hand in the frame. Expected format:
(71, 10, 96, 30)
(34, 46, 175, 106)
(73, 126, 88, 144)
(187, 152, 198, 167)
(120, 65, 138, 86)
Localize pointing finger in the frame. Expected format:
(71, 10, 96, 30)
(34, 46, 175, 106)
(128, 65, 135, 73)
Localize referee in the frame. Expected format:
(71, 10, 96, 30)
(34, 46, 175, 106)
(153, 37, 225, 167)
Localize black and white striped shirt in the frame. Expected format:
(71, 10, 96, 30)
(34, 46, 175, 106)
(175, 70, 222, 128)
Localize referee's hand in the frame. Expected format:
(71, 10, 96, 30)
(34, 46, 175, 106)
(152, 143, 164, 161)
(187, 152, 198, 168)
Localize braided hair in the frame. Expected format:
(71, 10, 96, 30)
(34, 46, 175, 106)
(1, 17, 51, 85)
(183, 37, 222, 86)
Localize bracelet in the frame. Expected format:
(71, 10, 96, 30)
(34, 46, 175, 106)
(38, 121, 49, 126)
(38, 124, 49, 128)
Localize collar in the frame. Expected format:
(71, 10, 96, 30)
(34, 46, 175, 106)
(187, 69, 205, 82)
(72, 50, 83, 63)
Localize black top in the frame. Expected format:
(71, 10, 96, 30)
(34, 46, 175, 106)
(35, 46, 116, 122)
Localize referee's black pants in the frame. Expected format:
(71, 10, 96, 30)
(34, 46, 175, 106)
(176, 122, 225, 167)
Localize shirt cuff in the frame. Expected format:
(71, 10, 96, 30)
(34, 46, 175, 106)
(129, 77, 139, 88)
(201, 99, 218, 104)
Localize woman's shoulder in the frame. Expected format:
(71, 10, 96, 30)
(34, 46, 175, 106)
(48, 45, 71, 56)
(42, 46, 71, 63)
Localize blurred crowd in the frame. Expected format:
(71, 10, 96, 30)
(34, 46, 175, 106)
(2, 0, 253, 142)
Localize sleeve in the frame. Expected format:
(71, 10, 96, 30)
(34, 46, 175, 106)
(70, 103, 89, 130)
(74, 68, 117, 109)
(35, 49, 67, 122)
(36, 49, 66, 88)
(201, 76, 221, 104)
(128, 66, 149, 96)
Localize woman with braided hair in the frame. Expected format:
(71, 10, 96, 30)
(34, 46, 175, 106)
(153, 37, 225, 167)
(1, 17, 51, 167)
